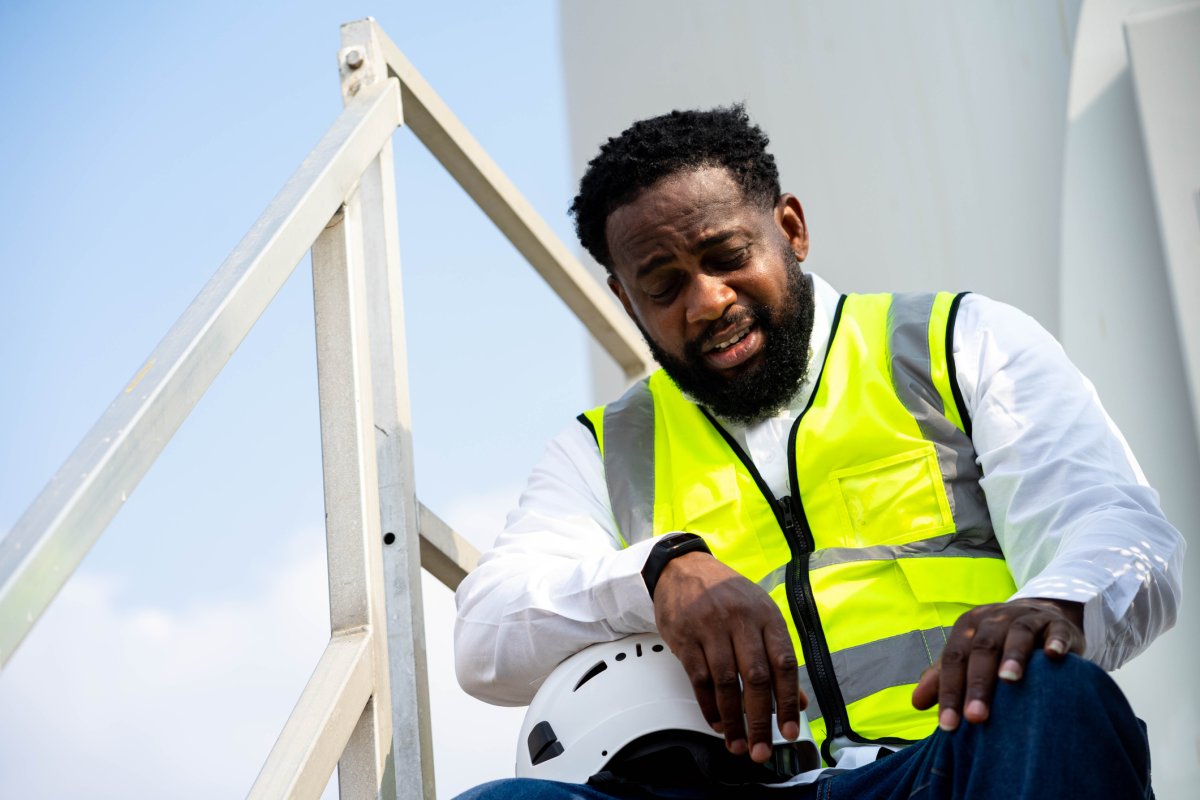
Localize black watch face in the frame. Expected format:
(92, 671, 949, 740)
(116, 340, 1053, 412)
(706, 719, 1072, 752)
(666, 534, 706, 556)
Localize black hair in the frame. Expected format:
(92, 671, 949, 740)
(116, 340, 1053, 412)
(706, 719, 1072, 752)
(569, 104, 781, 270)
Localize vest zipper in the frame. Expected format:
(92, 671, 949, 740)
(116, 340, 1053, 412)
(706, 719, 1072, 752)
(779, 491, 847, 766)
(778, 499, 833, 715)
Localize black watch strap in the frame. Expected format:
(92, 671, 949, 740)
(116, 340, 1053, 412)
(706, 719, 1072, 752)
(641, 532, 712, 599)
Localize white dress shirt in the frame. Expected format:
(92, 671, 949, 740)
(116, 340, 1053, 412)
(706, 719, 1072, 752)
(454, 273, 1184, 780)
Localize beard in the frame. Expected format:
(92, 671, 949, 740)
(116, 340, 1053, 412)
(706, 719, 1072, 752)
(638, 259, 816, 425)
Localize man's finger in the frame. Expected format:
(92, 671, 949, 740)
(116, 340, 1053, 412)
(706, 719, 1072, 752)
(911, 662, 940, 710)
(962, 615, 1006, 724)
(705, 639, 749, 755)
(765, 622, 803, 741)
(998, 615, 1040, 682)
(936, 618, 973, 731)
(1043, 617, 1083, 659)
(733, 631, 777, 763)
(677, 643, 721, 733)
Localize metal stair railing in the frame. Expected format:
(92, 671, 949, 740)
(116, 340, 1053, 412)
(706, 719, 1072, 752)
(0, 17, 651, 800)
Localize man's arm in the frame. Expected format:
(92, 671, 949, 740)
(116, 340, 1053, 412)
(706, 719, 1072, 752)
(912, 294, 1185, 729)
(453, 420, 659, 706)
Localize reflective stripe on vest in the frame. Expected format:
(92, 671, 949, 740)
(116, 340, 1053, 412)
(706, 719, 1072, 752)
(581, 291, 1017, 762)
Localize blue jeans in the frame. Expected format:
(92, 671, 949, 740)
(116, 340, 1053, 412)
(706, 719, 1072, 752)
(455, 653, 1153, 799)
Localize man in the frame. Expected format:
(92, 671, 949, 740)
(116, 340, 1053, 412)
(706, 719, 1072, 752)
(454, 106, 1183, 798)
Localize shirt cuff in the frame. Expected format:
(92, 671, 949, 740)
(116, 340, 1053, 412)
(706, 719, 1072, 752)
(596, 536, 661, 633)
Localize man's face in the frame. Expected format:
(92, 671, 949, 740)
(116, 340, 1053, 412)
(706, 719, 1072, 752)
(606, 166, 815, 423)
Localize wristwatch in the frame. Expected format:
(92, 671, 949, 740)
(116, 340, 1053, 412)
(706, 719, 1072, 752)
(641, 532, 712, 599)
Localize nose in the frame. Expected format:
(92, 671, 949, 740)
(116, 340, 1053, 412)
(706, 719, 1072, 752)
(685, 274, 736, 325)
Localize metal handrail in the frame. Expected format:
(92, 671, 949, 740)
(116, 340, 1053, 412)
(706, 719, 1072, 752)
(0, 76, 403, 668)
(0, 17, 650, 800)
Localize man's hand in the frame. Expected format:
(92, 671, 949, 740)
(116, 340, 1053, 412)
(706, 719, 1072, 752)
(652, 551, 806, 764)
(911, 598, 1085, 731)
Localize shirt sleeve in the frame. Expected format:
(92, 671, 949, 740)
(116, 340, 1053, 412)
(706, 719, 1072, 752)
(953, 294, 1185, 670)
(453, 419, 659, 706)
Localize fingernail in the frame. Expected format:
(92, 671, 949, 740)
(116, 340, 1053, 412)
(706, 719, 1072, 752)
(938, 709, 960, 731)
(782, 721, 799, 741)
(728, 738, 748, 755)
(1047, 639, 1067, 656)
(999, 659, 1022, 681)
(966, 700, 989, 722)
(751, 742, 772, 763)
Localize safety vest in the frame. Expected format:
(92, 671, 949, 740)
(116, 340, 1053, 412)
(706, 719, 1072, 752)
(579, 291, 1017, 765)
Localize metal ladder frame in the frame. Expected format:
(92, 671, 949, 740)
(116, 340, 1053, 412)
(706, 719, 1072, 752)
(0, 18, 650, 799)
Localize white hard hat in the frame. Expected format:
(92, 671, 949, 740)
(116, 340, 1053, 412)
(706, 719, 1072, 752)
(515, 633, 819, 786)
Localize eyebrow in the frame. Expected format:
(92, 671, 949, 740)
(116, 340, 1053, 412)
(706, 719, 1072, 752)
(633, 231, 740, 279)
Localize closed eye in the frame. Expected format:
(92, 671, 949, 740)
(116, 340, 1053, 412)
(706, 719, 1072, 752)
(644, 278, 680, 301)
(708, 246, 749, 271)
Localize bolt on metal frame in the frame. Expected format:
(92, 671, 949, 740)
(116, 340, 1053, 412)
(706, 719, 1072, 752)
(0, 17, 651, 800)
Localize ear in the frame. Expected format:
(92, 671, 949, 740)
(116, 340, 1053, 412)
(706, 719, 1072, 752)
(608, 274, 637, 319)
(776, 194, 809, 262)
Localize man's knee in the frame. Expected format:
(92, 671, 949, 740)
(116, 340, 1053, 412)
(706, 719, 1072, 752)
(1017, 652, 1117, 707)
(934, 653, 1152, 797)
(991, 652, 1141, 738)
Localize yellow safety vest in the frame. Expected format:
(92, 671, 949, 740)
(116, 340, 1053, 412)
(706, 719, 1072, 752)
(579, 291, 1017, 764)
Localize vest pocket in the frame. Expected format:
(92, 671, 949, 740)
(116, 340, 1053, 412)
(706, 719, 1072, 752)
(830, 446, 954, 547)
(895, 557, 1015, 606)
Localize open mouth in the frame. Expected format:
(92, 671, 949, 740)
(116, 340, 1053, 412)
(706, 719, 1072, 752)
(702, 323, 762, 370)
(712, 327, 750, 351)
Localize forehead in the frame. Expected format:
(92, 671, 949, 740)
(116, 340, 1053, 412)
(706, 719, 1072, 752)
(605, 167, 766, 271)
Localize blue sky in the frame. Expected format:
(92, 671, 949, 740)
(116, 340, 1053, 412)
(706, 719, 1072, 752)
(0, 1, 585, 795)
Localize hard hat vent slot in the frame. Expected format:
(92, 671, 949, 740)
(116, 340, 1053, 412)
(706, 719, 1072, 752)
(573, 660, 608, 691)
